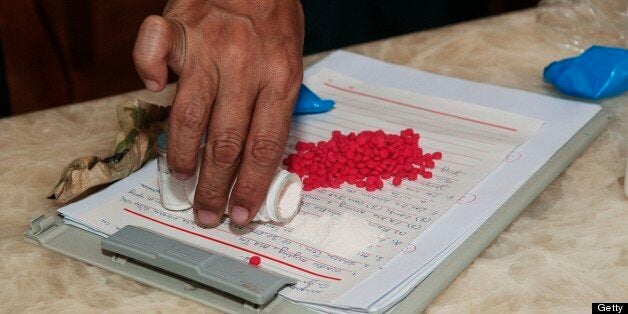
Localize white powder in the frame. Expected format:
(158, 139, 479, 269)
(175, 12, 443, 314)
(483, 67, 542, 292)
(288, 213, 382, 259)
(278, 181, 303, 218)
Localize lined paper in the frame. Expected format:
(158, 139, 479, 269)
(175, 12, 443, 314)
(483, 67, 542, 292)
(60, 69, 542, 304)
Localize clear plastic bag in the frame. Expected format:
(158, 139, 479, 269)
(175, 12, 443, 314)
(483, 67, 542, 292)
(537, 0, 627, 52)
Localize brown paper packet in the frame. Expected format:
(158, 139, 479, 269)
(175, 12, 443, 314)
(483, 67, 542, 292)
(48, 98, 169, 203)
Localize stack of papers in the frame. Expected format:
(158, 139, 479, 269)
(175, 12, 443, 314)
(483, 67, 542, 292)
(59, 51, 601, 312)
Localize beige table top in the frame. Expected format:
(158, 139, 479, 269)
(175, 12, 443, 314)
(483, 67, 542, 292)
(1, 9, 626, 313)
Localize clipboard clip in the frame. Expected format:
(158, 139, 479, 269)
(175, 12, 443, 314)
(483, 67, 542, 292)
(101, 226, 297, 305)
(24, 214, 60, 245)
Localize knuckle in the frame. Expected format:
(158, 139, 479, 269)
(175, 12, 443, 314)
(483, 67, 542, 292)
(249, 133, 284, 168)
(223, 42, 255, 69)
(225, 42, 248, 59)
(267, 58, 301, 99)
(195, 184, 228, 209)
(208, 131, 244, 168)
(269, 58, 293, 79)
(172, 101, 206, 133)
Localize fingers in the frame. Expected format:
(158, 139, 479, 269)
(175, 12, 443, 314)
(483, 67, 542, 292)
(133, 15, 185, 92)
(193, 66, 257, 226)
(229, 64, 302, 225)
(167, 67, 217, 180)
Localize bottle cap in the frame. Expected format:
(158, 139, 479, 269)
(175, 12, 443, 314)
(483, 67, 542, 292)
(259, 170, 303, 223)
(157, 132, 168, 152)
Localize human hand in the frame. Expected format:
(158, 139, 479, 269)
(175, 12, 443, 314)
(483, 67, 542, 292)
(133, 0, 304, 226)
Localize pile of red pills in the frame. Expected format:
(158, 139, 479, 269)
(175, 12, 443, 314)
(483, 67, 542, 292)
(283, 129, 442, 191)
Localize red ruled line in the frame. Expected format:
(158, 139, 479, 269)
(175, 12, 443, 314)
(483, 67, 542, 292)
(323, 82, 518, 132)
(123, 208, 342, 281)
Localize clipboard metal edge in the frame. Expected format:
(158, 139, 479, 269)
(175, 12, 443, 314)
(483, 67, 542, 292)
(23, 215, 313, 314)
(389, 109, 613, 313)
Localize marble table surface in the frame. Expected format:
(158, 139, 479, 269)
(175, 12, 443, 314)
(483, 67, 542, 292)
(1, 9, 626, 313)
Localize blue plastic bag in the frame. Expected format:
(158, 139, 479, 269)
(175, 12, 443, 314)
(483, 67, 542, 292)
(293, 84, 335, 115)
(543, 45, 628, 99)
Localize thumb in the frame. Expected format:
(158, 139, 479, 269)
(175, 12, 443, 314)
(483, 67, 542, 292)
(133, 15, 185, 92)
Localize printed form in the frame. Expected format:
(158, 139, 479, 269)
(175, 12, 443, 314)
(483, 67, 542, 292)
(60, 69, 542, 305)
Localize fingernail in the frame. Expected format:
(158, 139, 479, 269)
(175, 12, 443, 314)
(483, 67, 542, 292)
(144, 79, 159, 92)
(195, 209, 218, 226)
(230, 206, 249, 225)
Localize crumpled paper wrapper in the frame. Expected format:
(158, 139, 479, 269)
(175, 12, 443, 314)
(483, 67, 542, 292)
(48, 98, 169, 203)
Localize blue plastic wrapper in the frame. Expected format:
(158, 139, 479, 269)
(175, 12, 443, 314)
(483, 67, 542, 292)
(543, 45, 628, 99)
(293, 84, 335, 115)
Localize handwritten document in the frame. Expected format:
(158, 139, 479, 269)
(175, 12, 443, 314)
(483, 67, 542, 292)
(60, 69, 542, 304)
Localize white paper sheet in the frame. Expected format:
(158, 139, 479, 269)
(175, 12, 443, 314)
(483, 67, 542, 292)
(59, 66, 542, 306)
(302, 52, 601, 312)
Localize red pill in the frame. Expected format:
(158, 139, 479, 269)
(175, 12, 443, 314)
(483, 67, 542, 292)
(356, 134, 367, 145)
(249, 255, 261, 266)
(392, 175, 403, 186)
(408, 172, 418, 181)
(347, 175, 357, 184)
(374, 177, 383, 189)
(296, 141, 308, 152)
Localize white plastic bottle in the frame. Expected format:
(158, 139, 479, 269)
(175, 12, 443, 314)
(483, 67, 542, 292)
(156, 133, 303, 223)
(156, 134, 192, 211)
